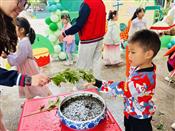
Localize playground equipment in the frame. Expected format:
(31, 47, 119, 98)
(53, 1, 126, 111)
(145, 5, 163, 22)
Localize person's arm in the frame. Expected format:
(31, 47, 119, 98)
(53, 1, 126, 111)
(0, 67, 50, 87)
(143, 18, 147, 29)
(128, 21, 134, 37)
(0, 67, 27, 87)
(94, 72, 153, 98)
(170, 51, 175, 59)
(94, 79, 125, 97)
(62, 3, 90, 36)
(7, 41, 29, 66)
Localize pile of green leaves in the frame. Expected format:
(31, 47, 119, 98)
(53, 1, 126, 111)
(51, 68, 95, 86)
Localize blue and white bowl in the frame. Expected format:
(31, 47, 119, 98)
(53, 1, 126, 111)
(57, 91, 106, 130)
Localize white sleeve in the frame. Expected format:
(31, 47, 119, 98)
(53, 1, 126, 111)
(7, 42, 29, 66)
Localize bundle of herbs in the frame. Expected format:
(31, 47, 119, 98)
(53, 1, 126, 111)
(50, 68, 95, 86)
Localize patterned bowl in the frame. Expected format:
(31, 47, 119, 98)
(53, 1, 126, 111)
(57, 91, 106, 130)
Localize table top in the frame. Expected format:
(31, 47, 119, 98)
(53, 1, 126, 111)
(18, 88, 122, 131)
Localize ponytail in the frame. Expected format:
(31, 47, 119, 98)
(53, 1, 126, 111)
(107, 10, 118, 21)
(131, 11, 137, 21)
(28, 28, 36, 44)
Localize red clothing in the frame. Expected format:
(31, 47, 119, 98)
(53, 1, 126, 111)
(168, 52, 175, 69)
(79, 0, 106, 43)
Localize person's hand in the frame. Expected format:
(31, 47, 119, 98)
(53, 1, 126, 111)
(1, 52, 7, 59)
(31, 74, 50, 86)
(58, 34, 64, 42)
(83, 82, 95, 89)
(170, 52, 175, 59)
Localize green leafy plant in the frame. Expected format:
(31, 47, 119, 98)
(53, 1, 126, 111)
(51, 68, 95, 86)
(156, 123, 164, 130)
(79, 69, 95, 83)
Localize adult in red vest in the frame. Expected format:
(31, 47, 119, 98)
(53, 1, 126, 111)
(59, 0, 106, 78)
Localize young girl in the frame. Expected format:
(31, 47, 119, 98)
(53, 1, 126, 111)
(103, 10, 122, 65)
(7, 17, 52, 99)
(61, 14, 75, 66)
(129, 7, 147, 37)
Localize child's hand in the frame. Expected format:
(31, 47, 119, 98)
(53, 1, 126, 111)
(58, 34, 64, 42)
(83, 82, 96, 89)
(31, 74, 50, 86)
(170, 52, 175, 59)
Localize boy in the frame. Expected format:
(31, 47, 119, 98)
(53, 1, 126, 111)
(87, 29, 161, 131)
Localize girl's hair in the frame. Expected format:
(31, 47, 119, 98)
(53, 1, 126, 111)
(61, 13, 71, 22)
(131, 7, 145, 21)
(108, 10, 118, 21)
(0, 9, 17, 55)
(16, 17, 36, 44)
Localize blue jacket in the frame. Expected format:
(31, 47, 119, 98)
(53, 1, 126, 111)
(0, 67, 26, 87)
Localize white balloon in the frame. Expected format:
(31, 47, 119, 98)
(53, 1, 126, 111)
(54, 30, 60, 36)
(55, 10, 61, 16)
(57, 17, 61, 22)
(56, 39, 62, 44)
(50, 14, 59, 22)
(59, 52, 67, 60)
(54, 44, 61, 53)
(61, 10, 69, 14)
(51, 53, 59, 60)
(49, 30, 54, 35)
(49, 34, 57, 43)
(57, 22, 62, 30)
(44, 28, 50, 35)
(55, 0, 60, 2)
(51, 12, 56, 16)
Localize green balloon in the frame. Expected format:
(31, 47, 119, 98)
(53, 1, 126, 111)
(49, 23, 58, 31)
(45, 17, 52, 25)
(160, 35, 172, 48)
(167, 42, 172, 49)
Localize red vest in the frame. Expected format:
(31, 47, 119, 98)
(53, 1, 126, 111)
(79, 0, 106, 43)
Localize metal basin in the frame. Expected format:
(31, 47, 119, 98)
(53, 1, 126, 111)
(57, 91, 106, 130)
